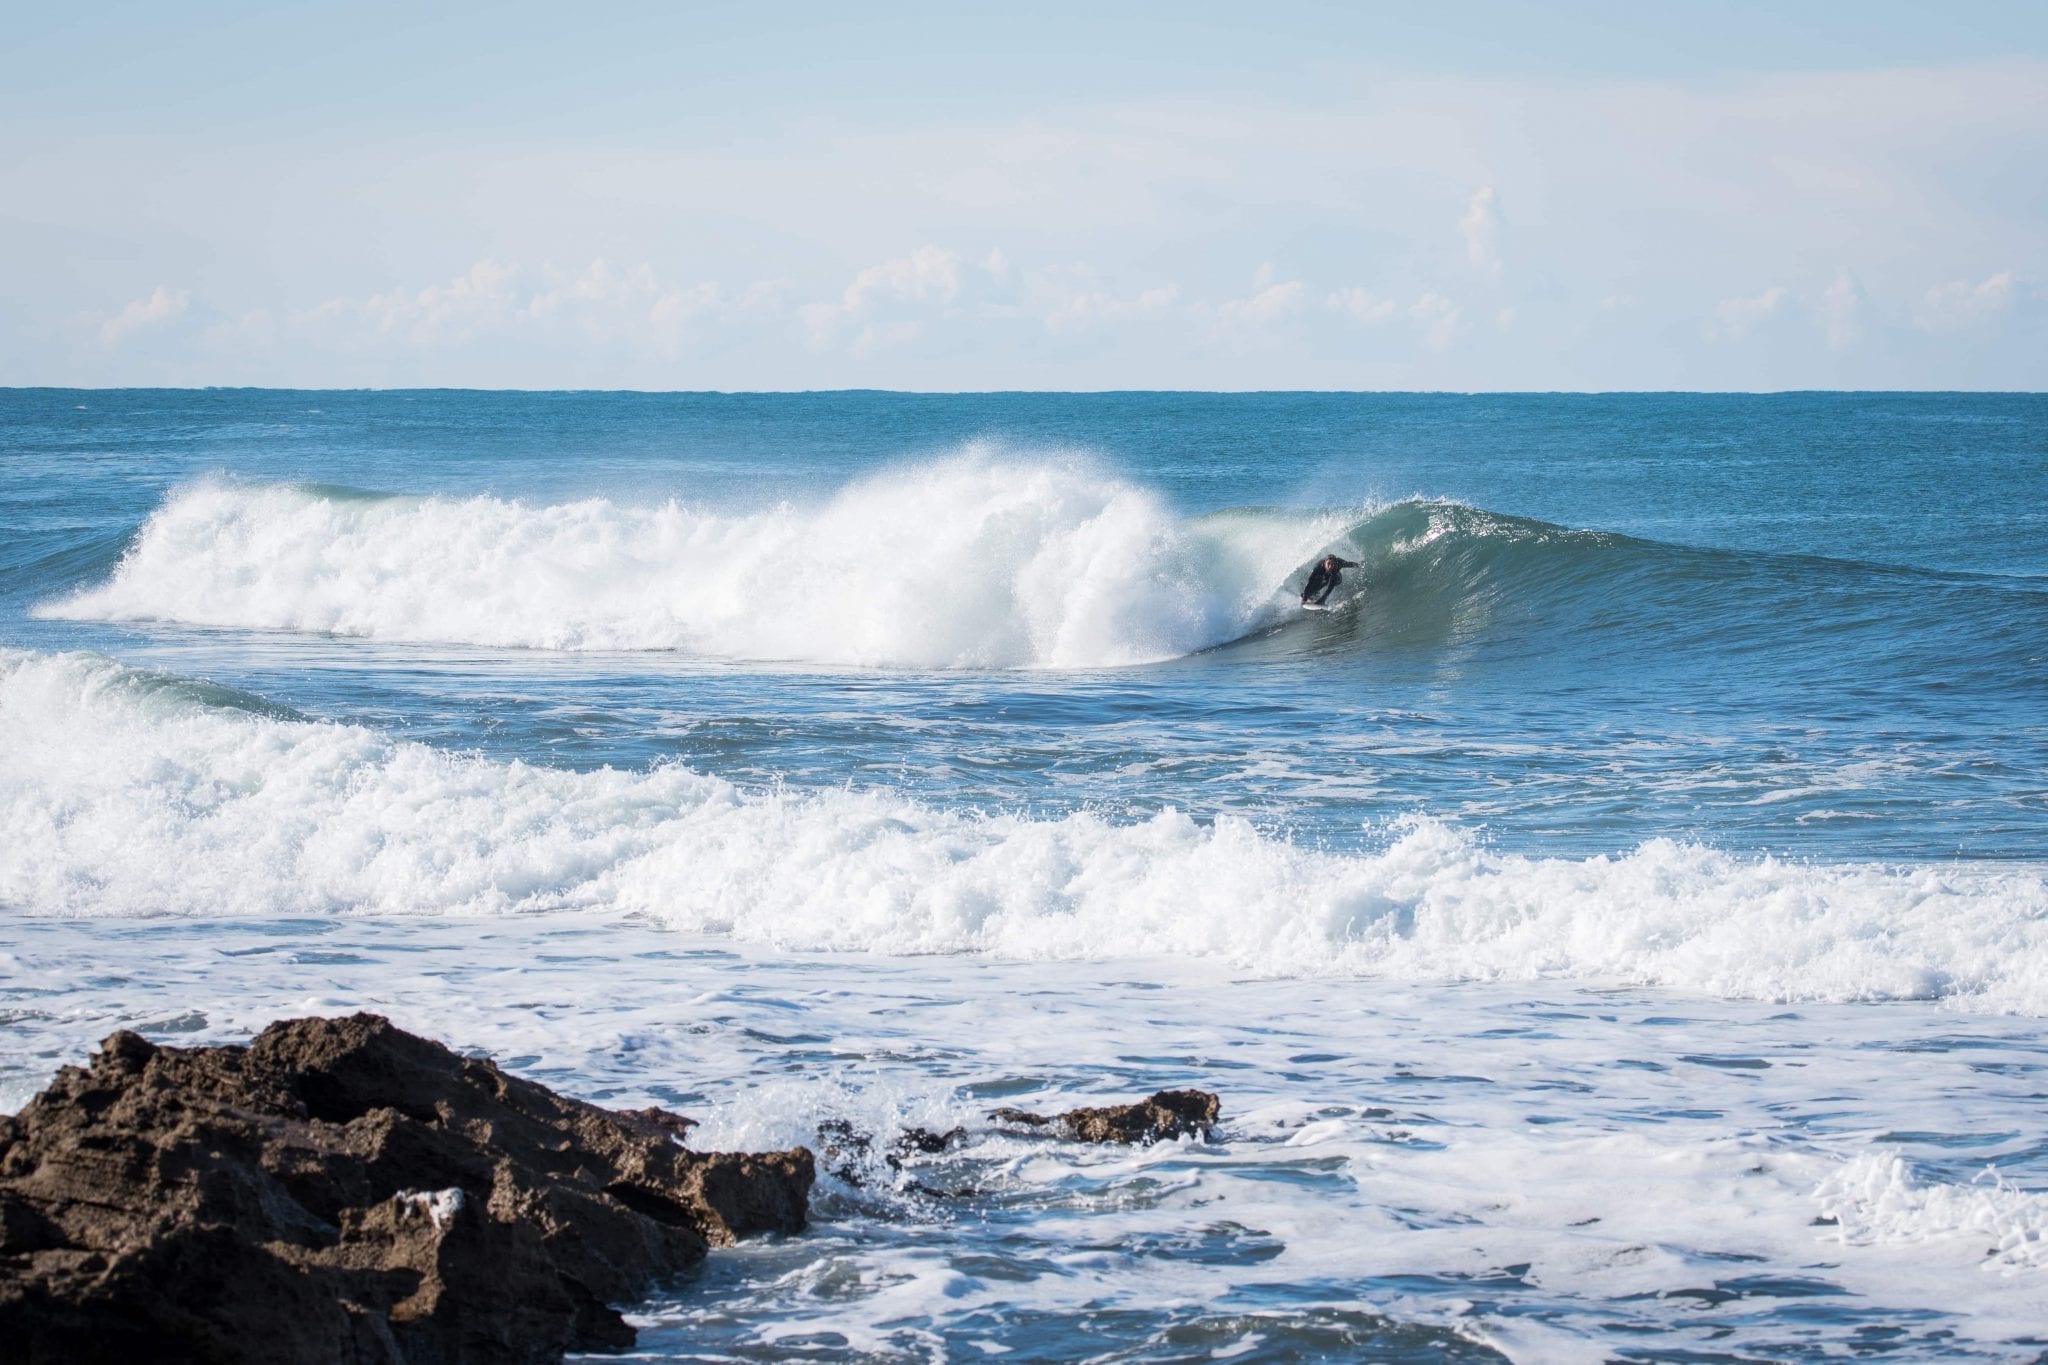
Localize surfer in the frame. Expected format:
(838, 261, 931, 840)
(1300, 554, 1359, 607)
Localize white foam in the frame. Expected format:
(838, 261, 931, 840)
(7, 916, 2042, 1357)
(7, 647, 2048, 1011)
(1816, 1154, 2048, 1272)
(39, 456, 1340, 668)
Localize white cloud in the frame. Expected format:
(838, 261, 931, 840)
(98, 286, 190, 346)
(1208, 269, 1307, 333)
(14, 53, 2048, 387)
(296, 258, 743, 363)
(1021, 272, 1179, 333)
(1712, 286, 1788, 340)
(1409, 292, 1463, 351)
(524, 258, 727, 348)
(1226, 280, 1306, 325)
(800, 245, 963, 350)
(1326, 287, 1397, 324)
(847, 245, 961, 310)
(329, 259, 520, 343)
(1459, 186, 1503, 279)
(1821, 270, 1862, 349)
(1914, 271, 2016, 333)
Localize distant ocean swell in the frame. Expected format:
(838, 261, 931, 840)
(37, 454, 2034, 672)
(6, 647, 2045, 1011)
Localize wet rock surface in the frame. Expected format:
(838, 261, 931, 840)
(0, 1013, 813, 1365)
(990, 1088, 1221, 1144)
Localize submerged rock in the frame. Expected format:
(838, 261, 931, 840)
(814, 1120, 970, 1190)
(0, 1013, 813, 1365)
(990, 1089, 1220, 1144)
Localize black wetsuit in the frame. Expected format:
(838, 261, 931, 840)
(1300, 557, 1358, 606)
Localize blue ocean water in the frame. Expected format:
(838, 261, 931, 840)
(4, 389, 2044, 860)
(5, 390, 2048, 1360)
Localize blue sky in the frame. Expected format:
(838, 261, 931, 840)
(4, 2, 2043, 389)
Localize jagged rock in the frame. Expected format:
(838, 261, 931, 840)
(990, 1089, 1220, 1144)
(892, 1125, 967, 1157)
(814, 1120, 972, 1191)
(0, 1013, 813, 1365)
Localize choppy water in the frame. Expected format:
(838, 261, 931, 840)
(3, 390, 2046, 1358)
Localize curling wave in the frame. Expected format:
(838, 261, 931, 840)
(35, 454, 2041, 677)
(41, 458, 1346, 667)
(6, 647, 2047, 1011)
(44, 452, 1726, 669)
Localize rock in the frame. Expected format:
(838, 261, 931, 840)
(615, 1105, 699, 1144)
(0, 1013, 813, 1365)
(990, 1089, 1220, 1144)
(813, 1118, 878, 1186)
(892, 1125, 968, 1158)
(814, 1121, 973, 1191)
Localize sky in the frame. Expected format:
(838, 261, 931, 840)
(2, 1, 2043, 390)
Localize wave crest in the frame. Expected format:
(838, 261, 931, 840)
(42, 457, 1351, 668)
(6, 648, 2046, 1011)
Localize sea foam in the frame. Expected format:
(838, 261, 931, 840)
(1817, 1155, 2048, 1273)
(6, 647, 2047, 1011)
(39, 457, 1347, 668)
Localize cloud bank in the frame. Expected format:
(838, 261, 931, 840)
(7, 57, 2044, 389)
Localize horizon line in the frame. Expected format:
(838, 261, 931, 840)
(5, 385, 2045, 398)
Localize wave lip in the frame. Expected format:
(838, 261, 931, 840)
(40, 458, 1346, 669)
(6, 647, 2048, 1013)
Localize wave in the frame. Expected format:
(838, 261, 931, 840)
(36, 454, 1686, 669)
(40, 453, 2038, 673)
(37, 457, 1330, 668)
(6, 647, 2047, 1011)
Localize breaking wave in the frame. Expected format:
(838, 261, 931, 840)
(44, 451, 2030, 674)
(38, 458, 1317, 667)
(38, 453, 1692, 669)
(6, 647, 2047, 1011)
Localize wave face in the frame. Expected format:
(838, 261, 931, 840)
(40, 457, 1353, 668)
(43, 453, 2039, 680)
(7, 647, 2047, 1012)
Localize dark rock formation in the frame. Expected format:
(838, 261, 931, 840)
(0, 1013, 813, 1365)
(814, 1120, 972, 1193)
(811, 1121, 978, 1195)
(990, 1089, 1220, 1144)
(893, 1125, 967, 1157)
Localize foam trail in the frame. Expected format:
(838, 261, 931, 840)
(40, 455, 1342, 668)
(6, 648, 2048, 1012)
(1816, 1155, 2048, 1272)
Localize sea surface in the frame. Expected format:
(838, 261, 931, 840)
(3, 389, 2046, 1360)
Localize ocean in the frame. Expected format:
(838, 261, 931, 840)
(3, 389, 2045, 1360)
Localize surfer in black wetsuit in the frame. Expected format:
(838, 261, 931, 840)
(1300, 554, 1359, 606)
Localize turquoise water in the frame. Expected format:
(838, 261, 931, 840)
(4, 390, 2048, 1359)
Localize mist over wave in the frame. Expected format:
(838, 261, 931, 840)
(7, 646, 2045, 1011)
(41, 455, 1357, 668)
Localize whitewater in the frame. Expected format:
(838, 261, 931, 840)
(7, 647, 2048, 1013)
(4, 389, 2047, 1359)
(41, 458, 1323, 666)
